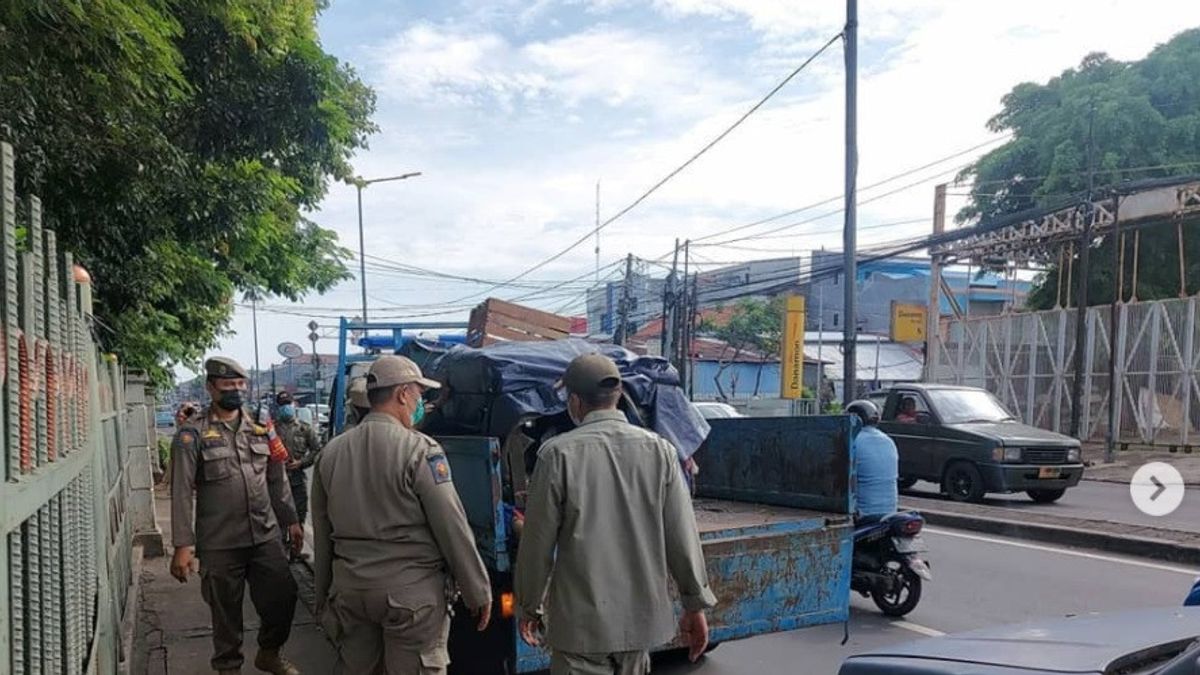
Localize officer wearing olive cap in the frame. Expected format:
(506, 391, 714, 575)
(274, 390, 322, 560)
(170, 356, 304, 675)
(311, 355, 492, 674)
(515, 353, 717, 675)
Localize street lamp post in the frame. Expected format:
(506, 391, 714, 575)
(352, 172, 422, 322)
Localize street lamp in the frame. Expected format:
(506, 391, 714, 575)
(351, 172, 422, 322)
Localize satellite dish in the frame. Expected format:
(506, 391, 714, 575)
(278, 342, 304, 359)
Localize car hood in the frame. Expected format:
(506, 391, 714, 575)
(949, 420, 1079, 447)
(841, 608, 1200, 674)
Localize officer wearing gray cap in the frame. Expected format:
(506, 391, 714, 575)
(274, 390, 322, 560)
(515, 353, 717, 675)
(170, 356, 304, 675)
(312, 355, 493, 674)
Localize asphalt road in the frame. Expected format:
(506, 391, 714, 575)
(655, 526, 1196, 675)
(904, 478, 1200, 533)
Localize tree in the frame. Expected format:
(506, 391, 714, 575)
(699, 298, 784, 400)
(957, 28, 1200, 309)
(0, 1, 376, 382)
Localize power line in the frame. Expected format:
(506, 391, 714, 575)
(687, 136, 1008, 245)
(699, 162, 973, 248)
(466, 32, 845, 297)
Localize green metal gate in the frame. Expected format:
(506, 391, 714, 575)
(0, 140, 135, 674)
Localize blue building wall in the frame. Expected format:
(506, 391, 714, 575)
(692, 361, 781, 400)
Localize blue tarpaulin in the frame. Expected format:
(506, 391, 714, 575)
(423, 338, 710, 461)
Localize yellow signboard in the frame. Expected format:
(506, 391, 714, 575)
(891, 302, 927, 342)
(780, 295, 806, 399)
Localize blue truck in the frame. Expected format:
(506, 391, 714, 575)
(329, 319, 857, 674)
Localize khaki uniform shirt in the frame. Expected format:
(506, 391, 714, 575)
(170, 407, 298, 550)
(514, 410, 717, 654)
(311, 412, 491, 611)
(277, 418, 321, 482)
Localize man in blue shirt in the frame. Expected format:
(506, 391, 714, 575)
(847, 400, 899, 520)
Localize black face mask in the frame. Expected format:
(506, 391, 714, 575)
(215, 390, 244, 411)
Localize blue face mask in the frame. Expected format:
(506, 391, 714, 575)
(411, 399, 425, 426)
(277, 404, 295, 420)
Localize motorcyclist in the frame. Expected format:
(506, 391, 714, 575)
(847, 400, 899, 523)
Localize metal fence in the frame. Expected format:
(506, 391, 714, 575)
(0, 140, 139, 674)
(929, 295, 1200, 447)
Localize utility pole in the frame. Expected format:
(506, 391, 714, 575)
(681, 241, 691, 391)
(688, 272, 699, 399)
(308, 320, 321, 408)
(615, 253, 634, 345)
(1069, 102, 1097, 438)
(925, 184, 947, 381)
(352, 171, 422, 322)
(842, 0, 859, 404)
(249, 288, 262, 403)
(662, 238, 680, 360)
(595, 181, 601, 284)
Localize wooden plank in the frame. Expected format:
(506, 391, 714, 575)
(482, 298, 571, 333)
(480, 324, 553, 344)
(484, 315, 568, 341)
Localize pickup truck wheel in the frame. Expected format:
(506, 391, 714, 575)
(1027, 488, 1066, 504)
(898, 477, 918, 490)
(943, 462, 986, 503)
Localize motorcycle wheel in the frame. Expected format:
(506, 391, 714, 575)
(871, 562, 922, 617)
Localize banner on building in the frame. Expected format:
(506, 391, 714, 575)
(780, 295, 806, 399)
(891, 302, 927, 342)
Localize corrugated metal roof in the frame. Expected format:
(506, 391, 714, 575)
(803, 338, 923, 382)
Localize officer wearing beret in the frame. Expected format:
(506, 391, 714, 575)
(170, 356, 305, 675)
(274, 391, 322, 560)
(312, 355, 492, 674)
(514, 353, 717, 675)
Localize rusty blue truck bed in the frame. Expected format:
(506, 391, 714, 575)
(443, 414, 855, 674)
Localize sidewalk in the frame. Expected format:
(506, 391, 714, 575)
(1082, 442, 1200, 484)
(133, 491, 335, 675)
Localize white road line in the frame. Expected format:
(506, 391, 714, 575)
(891, 620, 946, 638)
(926, 527, 1200, 576)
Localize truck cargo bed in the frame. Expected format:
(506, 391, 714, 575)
(693, 498, 840, 534)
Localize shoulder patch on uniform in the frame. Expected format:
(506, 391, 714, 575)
(178, 430, 195, 445)
(427, 455, 452, 484)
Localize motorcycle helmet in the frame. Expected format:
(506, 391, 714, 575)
(846, 399, 880, 426)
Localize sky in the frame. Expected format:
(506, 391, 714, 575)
(189, 0, 1200, 380)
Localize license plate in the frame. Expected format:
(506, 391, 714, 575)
(893, 535, 928, 554)
(1038, 467, 1061, 479)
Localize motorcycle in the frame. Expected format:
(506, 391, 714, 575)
(851, 510, 933, 617)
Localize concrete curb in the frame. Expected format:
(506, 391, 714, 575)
(914, 507, 1200, 568)
(118, 544, 146, 675)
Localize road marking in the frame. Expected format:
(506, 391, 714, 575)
(891, 620, 946, 637)
(926, 527, 1200, 576)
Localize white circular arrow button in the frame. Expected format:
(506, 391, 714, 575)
(1130, 462, 1185, 517)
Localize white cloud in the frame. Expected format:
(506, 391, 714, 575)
(204, 1, 1200, 374)
(374, 22, 739, 117)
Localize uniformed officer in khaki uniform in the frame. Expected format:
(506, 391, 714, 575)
(170, 356, 305, 675)
(274, 391, 322, 559)
(514, 353, 717, 675)
(312, 355, 493, 674)
(341, 376, 370, 433)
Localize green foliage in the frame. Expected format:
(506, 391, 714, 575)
(699, 297, 785, 359)
(698, 298, 786, 399)
(0, 0, 376, 383)
(958, 29, 1200, 309)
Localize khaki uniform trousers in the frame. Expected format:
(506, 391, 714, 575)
(199, 540, 298, 671)
(324, 588, 451, 674)
(550, 650, 651, 675)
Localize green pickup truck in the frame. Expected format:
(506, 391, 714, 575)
(868, 383, 1084, 503)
